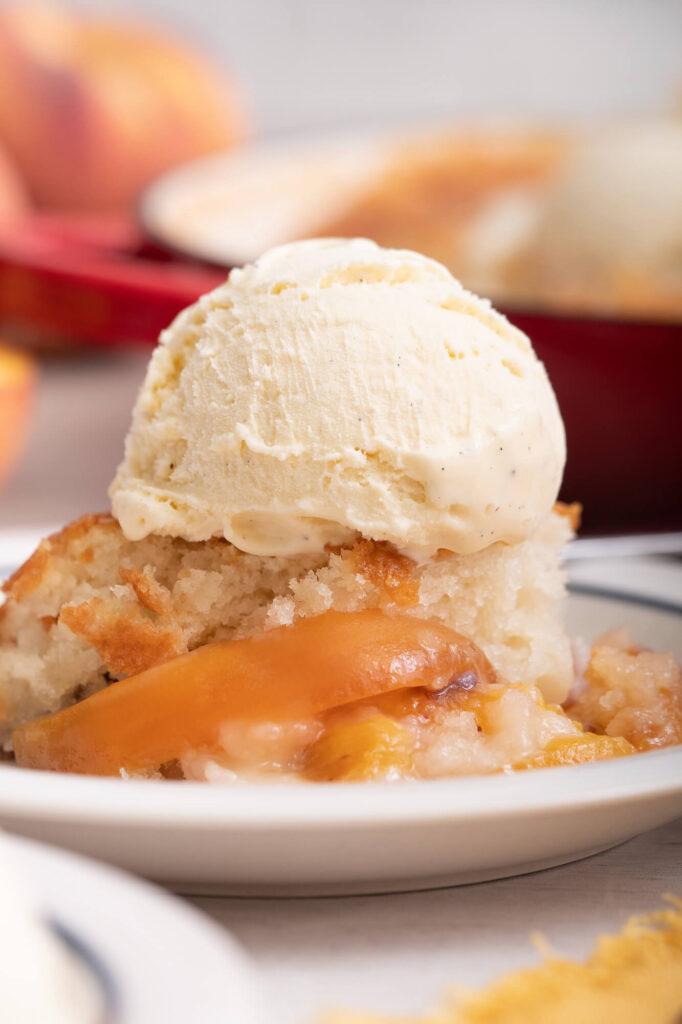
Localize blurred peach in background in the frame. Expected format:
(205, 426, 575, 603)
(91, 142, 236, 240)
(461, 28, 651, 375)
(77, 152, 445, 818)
(0, 2, 247, 213)
(0, 342, 34, 489)
(0, 143, 28, 222)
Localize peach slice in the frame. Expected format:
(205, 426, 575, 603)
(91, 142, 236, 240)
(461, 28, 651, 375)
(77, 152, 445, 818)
(0, 5, 247, 211)
(0, 343, 35, 490)
(13, 609, 495, 776)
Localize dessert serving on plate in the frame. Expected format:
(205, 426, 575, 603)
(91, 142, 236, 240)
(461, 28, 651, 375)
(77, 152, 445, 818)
(0, 239, 680, 781)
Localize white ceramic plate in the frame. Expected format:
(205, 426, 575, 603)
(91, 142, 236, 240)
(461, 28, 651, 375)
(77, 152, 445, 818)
(3, 834, 259, 1022)
(0, 535, 680, 896)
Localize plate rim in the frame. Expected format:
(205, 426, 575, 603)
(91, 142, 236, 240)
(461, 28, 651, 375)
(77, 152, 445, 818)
(568, 580, 682, 615)
(0, 745, 680, 830)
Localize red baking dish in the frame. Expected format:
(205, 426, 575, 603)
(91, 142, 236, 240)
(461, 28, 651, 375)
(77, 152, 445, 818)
(509, 309, 681, 534)
(0, 214, 224, 347)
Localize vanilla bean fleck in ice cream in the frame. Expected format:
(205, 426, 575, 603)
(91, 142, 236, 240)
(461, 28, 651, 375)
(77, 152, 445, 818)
(110, 239, 565, 558)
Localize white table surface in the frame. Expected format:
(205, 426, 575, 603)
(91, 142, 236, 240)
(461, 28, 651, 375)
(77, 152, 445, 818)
(188, 816, 681, 1023)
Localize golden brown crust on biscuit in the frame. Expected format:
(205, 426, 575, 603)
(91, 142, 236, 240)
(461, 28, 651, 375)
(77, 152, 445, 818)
(118, 565, 174, 616)
(1, 545, 49, 606)
(60, 598, 186, 678)
(553, 501, 582, 532)
(1, 513, 117, 608)
(346, 539, 419, 608)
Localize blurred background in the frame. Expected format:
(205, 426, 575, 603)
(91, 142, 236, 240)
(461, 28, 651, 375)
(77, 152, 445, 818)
(0, 0, 680, 538)
(79, 0, 682, 131)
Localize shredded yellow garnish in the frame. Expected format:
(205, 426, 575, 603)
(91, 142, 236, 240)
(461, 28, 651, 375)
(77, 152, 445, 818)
(321, 899, 682, 1024)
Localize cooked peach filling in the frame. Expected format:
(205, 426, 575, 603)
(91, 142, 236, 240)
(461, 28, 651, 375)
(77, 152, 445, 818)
(12, 605, 677, 781)
(302, 685, 634, 782)
(12, 609, 496, 776)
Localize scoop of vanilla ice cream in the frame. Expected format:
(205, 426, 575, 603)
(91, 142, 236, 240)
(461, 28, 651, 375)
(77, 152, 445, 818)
(527, 120, 682, 284)
(0, 836, 103, 1024)
(111, 238, 565, 558)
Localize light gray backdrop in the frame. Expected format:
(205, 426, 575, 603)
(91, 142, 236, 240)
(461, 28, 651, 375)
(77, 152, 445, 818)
(74, 0, 681, 133)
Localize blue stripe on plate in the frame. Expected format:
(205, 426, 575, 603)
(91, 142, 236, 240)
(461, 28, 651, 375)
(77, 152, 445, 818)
(567, 582, 682, 616)
(49, 918, 120, 1022)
